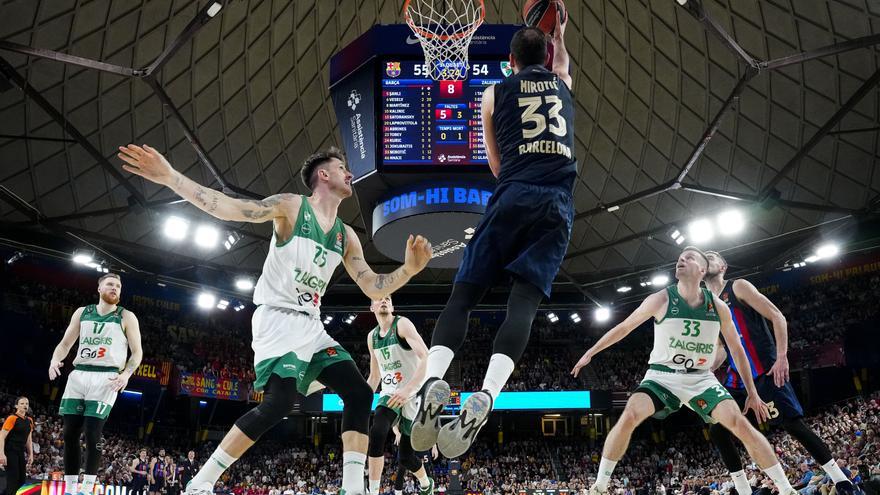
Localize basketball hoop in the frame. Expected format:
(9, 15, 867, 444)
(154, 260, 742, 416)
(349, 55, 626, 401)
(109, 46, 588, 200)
(403, 0, 485, 80)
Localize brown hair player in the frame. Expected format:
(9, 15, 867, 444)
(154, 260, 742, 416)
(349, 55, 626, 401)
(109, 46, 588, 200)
(49, 272, 144, 495)
(411, 1, 575, 459)
(703, 250, 855, 495)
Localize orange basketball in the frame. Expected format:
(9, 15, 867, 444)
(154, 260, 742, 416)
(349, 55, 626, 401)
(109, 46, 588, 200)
(522, 0, 567, 36)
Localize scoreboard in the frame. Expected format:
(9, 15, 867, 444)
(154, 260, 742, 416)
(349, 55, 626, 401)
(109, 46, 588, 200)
(329, 24, 520, 267)
(380, 60, 511, 166)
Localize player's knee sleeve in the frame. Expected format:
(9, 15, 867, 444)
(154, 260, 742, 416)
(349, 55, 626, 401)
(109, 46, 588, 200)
(397, 437, 422, 473)
(368, 407, 396, 457)
(62, 415, 84, 475)
(431, 283, 487, 351)
(783, 418, 832, 465)
(394, 463, 407, 490)
(492, 279, 544, 361)
(340, 379, 373, 435)
(709, 423, 744, 472)
(235, 375, 298, 440)
(83, 417, 106, 474)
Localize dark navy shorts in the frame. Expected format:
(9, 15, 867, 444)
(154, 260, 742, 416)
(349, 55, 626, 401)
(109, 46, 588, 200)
(728, 374, 804, 424)
(454, 181, 573, 298)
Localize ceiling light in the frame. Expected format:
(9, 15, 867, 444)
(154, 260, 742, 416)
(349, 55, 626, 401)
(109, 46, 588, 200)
(804, 255, 819, 263)
(651, 274, 669, 286)
(197, 292, 216, 309)
(235, 278, 254, 291)
(569, 312, 581, 323)
(616, 286, 631, 293)
(717, 210, 745, 236)
(72, 250, 94, 265)
(547, 312, 559, 323)
(224, 232, 241, 250)
(217, 299, 229, 310)
(594, 307, 610, 322)
(164, 216, 189, 240)
(815, 244, 839, 259)
(206, 2, 223, 17)
(687, 218, 714, 244)
(194, 224, 220, 249)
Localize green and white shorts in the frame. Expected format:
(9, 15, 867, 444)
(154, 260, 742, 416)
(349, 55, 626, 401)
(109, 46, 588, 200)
(376, 394, 419, 436)
(59, 366, 120, 419)
(252, 305, 353, 395)
(635, 365, 733, 424)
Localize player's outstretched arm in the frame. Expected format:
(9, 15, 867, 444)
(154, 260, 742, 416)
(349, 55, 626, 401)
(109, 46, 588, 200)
(551, 8, 572, 88)
(480, 86, 501, 178)
(366, 331, 380, 392)
(108, 310, 143, 392)
(716, 293, 770, 424)
(342, 225, 432, 300)
(733, 279, 790, 386)
(386, 317, 428, 409)
(49, 307, 85, 380)
(118, 144, 299, 223)
(571, 290, 666, 377)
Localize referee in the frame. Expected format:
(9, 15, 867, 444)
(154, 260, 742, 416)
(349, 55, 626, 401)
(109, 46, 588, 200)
(0, 397, 34, 495)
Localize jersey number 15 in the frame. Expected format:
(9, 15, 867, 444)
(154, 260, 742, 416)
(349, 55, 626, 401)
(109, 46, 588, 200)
(517, 96, 567, 139)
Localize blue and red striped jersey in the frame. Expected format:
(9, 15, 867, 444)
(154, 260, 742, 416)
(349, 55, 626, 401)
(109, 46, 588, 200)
(719, 280, 778, 389)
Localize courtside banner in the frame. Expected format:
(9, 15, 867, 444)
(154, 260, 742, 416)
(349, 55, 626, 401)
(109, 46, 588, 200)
(178, 371, 247, 401)
(38, 480, 147, 495)
(321, 391, 591, 412)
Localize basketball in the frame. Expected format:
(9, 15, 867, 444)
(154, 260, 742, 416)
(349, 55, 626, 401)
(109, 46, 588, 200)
(522, 0, 567, 35)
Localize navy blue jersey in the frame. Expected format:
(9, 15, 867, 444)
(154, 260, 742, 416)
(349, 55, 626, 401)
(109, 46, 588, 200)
(719, 280, 778, 389)
(492, 64, 577, 189)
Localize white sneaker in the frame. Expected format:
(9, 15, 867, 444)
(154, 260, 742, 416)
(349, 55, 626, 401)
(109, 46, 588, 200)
(437, 390, 492, 458)
(410, 378, 451, 451)
(184, 480, 215, 495)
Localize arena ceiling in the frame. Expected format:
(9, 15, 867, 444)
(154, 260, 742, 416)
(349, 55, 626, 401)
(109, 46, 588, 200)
(1, 0, 879, 307)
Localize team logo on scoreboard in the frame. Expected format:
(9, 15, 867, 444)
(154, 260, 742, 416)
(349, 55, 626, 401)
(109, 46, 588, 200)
(500, 61, 513, 77)
(386, 61, 402, 78)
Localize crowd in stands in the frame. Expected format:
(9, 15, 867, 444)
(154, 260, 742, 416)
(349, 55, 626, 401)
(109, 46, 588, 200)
(1, 263, 879, 395)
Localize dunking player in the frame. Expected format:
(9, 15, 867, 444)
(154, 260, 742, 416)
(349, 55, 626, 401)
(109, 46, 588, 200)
(49, 273, 144, 495)
(412, 14, 575, 458)
(703, 251, 855, 495)
(117, 144, 432, 495)
(365, 296, 433, 495)
(570, 247, 799, 495)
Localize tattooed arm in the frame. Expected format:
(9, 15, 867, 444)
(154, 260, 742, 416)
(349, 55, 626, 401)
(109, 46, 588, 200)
(342, 224, 433, 300)
(118, 144, 299, 223)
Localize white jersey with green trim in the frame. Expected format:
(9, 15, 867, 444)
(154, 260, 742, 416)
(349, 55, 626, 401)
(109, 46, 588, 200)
(649, 285, 722, 371)
(253, 196, 347, 318)
(372, 316, 422, 397)
(72, 304, 128, 370)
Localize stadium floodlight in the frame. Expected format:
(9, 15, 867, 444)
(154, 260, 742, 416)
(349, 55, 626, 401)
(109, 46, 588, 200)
(804, 255, 820, 263)
(344, 314, 356, 325)
(72, 249, 94, 265)
(164, 216, 189, 240)
(547, 312, 559, 323)
(233, 303, 246, 311)
(816, 243, 839, 259)
(594, 307, 611, 322)
(224, 232, 241, 250)
(206, 2, 223, 17)
(651, 274, 669, 286)
(194, 224, 220, 249)
(235, 278, 254, 291)
(668, 228, 685, 245)
(616, 286, 631, 293)
(687, 218, 714, 244)
(570, 312, 581, 323)
(717, 209, 745, 236)
(197, 292, 216, 309)
(217, 299, 229, 310)
(323, 315, 334, 325)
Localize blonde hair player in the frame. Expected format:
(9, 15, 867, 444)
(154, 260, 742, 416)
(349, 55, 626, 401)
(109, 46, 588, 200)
(571, 247, 799, 495)
(117, 143, 432, 495)
(365, 296, 433, 495)
(49, 272, 144, 495)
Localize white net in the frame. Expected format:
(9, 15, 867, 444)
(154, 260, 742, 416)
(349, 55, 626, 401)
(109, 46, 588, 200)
(404, 0, 485, 80)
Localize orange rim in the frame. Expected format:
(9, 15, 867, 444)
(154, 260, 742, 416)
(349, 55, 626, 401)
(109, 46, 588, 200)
(402, 0, 485, 41)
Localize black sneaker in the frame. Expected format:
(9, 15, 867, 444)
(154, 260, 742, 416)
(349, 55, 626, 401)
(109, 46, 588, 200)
(410, 378, 450, 451)
(437, 389, 493, 458)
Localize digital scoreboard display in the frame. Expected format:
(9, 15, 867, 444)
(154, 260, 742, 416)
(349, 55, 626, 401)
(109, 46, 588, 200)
(380, 59, 511, 167)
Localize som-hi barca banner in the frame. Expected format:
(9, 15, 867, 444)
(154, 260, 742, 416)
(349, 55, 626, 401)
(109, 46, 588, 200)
(178, 371, 247, 401)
